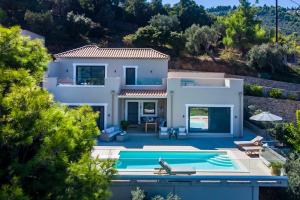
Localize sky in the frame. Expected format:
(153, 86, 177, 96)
(162, 0, 300, 8)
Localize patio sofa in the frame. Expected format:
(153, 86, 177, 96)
(99, 126, 122, 142)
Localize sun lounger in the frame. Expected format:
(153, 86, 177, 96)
(234, 136, 263, 147)
(158, 158, 196, 175)
(242, 146, 262, 155)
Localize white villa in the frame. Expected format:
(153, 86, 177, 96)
(44, 45, 287, 200)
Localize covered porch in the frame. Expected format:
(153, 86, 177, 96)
(118, 89, 167, 134)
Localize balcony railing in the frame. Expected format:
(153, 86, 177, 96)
(180, 78, 228, 87)
(136, 78, 163, 86)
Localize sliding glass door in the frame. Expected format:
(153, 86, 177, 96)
(188, 106, 231, 133)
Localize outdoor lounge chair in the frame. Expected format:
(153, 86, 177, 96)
(234, 136, 263, 147)
(177, 127, 188, 139)
(157, 158, 196, 175)
(159, 127, 169, 139)
(241, 146, 263, 155)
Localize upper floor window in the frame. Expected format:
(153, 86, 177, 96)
(76, 65, 105, 85)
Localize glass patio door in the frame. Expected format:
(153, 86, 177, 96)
(188, 107, 231, 133)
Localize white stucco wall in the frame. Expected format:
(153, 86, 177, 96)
(167, 78, 244, 137)
(47, 58, 168, 85)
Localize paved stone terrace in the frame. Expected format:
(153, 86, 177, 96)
(93, 129, 272, 176)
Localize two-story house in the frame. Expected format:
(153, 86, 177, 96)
(44, 45, 244, 137)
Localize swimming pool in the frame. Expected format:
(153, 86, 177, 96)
(116, 151, 240, 171)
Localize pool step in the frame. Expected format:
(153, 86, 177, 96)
(207, 155, 234, 167)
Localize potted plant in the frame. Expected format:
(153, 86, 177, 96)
(120, 120, 129, 131)
(270, 161, 283, 176)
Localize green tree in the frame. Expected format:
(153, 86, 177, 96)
(149, 14, 180, 33)
(168, 31, 185, 56)
(124, 0, 150, 25)
(130, 25, 162, 47)
(172, 0, 212, 30)
(149, 14, 180, 44)
(0, 26, 51, 80)
(24, 10, 54, 35)
(149, 0, 165, 15)
(247, 43, 288, 73)
(184, 25, 219, 56)
(284, 122, 300, 152)
(0, 26, 115, 200)
(285, 153, 300, 200)
(64, 155, 115, 200)
(78, 0, 115, 26)
(66, 11, 98, 39)
(222, 0, 266, 54)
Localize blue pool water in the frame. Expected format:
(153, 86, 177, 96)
(116, 151, 239, 171)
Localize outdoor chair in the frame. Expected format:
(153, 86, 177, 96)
(159, 127, 169, 139)
(177, 127, 188, 139)
(241, 146, 263, 156)
(234, 136, 263, 148)
(156, 158, 196, 175)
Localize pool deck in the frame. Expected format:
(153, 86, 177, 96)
(92, 129, 273, 176)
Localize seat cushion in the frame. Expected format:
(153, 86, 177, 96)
(160, 132, 168, 135)
(178, 127, 186, 133)
(160, 127, 168, 132)
(105, 127, 114, 134)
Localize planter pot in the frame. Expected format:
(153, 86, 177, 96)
(271, 167, 281, 176)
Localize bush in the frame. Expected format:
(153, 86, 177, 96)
(269, 123, 289, 143)
(244, 84, 263, 96)
(184, 24, 219, 56)
(287, 93, 297, 101)
(285, 153, 300, 199)
(130, 188, 181, 200)
(131, 187, 145, 200)
(268, 88, 283, 99)
(220, 48, 242, 63)
(247, 43, 288, 73)
(284, 122, 300, 152)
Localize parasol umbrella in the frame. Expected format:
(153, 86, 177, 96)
(250, 112, 282, 122)
(250, 111, 282, 140)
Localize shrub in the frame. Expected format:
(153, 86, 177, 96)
(120, 120, 129, 130)
(270, 161, 283, 175)
(220, 48, 242, 63)
(247, 43, 288, 73)
(269, 123, 290, 143)
(244, 84, 263, 97)
(284, 122, 300, 152)
(287, 93, 297, 101)
(184, 24, 219, 56)
(131, 187, 145, 200)
(268, 88, 283, 99)
(285, 153, 300, 199)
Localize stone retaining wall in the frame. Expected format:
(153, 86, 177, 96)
(228, 75, 300, 91)
(244, 96, 300, 122)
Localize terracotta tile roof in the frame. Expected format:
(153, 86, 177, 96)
(119, 89, 167, 97)
(54, 45, 169, 59)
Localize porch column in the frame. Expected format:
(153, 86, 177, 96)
(111, 90, 115, 125)
(170, 90, 174, 127)
(239, 91, 243, 137)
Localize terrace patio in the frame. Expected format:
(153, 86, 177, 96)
(95, 128, 256, 149)
(92, 129, 284, 177)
